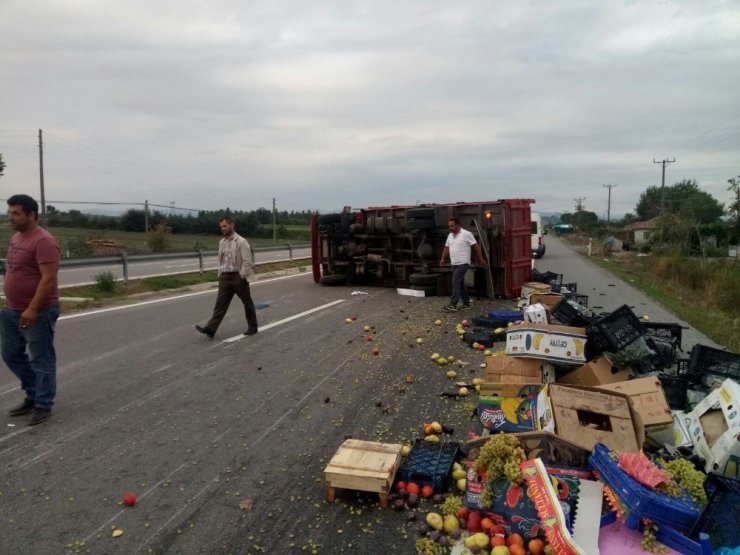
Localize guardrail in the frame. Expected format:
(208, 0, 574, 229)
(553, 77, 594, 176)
(1, 243, 311, 283)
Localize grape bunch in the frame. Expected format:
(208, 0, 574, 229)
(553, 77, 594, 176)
(641, 520, 668, 554)
(658, 458, 708, 507)
(473, 434, 526, 485)
(442, 494, 463, 516)
(655, 480, 681, 498)
(415, 538, 447, 554)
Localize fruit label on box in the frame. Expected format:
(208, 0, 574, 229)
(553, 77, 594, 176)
(479, 396, 538, 433)
(506, 324, 587, 364)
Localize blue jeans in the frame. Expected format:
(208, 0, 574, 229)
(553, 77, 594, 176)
(1, 304, 60, 410)
(450, 264, 470, 307)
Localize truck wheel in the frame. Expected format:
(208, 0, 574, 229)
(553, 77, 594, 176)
(407, 218, 435, 230)
(317, 213, 342, 225)
(320, 274, 347, 286)
(410, 284, 438, 296)
(408, 273, 439, 286)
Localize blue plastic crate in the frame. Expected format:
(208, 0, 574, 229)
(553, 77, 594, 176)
(487, 310, 522, 323)
(690, 473, 740, 550)
(397, 439, 460, 491)
(590, 443, 700, 532)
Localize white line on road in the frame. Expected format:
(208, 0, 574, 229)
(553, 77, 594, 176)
(57, 272, 310, 320)
(222, 299, 345, 342)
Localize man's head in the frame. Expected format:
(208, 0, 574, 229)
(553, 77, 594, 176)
(219, 217, 235, 237)
(447, 218, 461, 234)
(7, 194, 39, 233)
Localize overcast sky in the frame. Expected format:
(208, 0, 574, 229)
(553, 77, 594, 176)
(1, 1, 739, 218)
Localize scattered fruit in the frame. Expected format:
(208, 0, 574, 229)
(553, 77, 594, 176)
(363, 325, 371, 332)
(528, 538, 546, 555)
(401, 444, 411, 456)
(492, 546, 511, 555)
(434, 319, 442, 326)
(446, 370, 457, 379)
(425, 434, 440, 443)
(484, 349, 492, 356)
(421, 485, 434, 498)
(112, 529, 124, 538)
(447, 355, 456, 363)
(458, 387, 469, 397)
(396, 481, 407, 492)
(406, 483, 420, 496)
(491, 536, 507, 548)
(437, 357, 448, 366)
(431, 352, 440, 360)
(367, 335, 374, 341)
(464, 532, 490, 549)
(506, 533, 525, 548)
(456, 478, 466, 491)
(345, 318, 352, 324)
(430, 421, 442, 434)
(372, 347, 380, 355)
(123, 492, 136, 507)
(426, 512, 444, 531)
(416, 337, 423, 344)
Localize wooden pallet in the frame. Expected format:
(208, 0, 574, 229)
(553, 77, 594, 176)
(324, 439, 403, 507)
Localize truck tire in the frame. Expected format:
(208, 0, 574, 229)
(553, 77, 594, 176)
(408, 273, 439, 286)
(406, 208, 436, 219)
(320, 274, 347, 286)
(410, 284, 438, 296)
(407, 218, 436, 230)
(317, 213, 342, 225)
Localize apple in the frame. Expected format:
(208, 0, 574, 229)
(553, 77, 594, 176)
(123, 492, 136, 506)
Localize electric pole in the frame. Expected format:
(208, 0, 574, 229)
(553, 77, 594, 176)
(603, 184, 616, 230)
(38, 129, 46, 224)
(272, 197, 277, 242)
(653, 158, 675, 242)
(144, 199, 149, 233)
(574, 197, 586, 230)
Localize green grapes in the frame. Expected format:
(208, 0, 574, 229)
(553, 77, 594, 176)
(641, 520, 668, 554)
(415, 538, 447, 554)
(442, 494, 463, 516)
(655, 480, 681, 498)
(473, 434, 525, 486)
(658, 458, 708, 508)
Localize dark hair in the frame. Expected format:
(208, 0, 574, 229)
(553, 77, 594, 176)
(448, 218, 461, 225)
(7, 194, 39, 219)
(218, 217, 234, 224)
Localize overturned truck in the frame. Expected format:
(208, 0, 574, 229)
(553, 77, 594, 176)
(311, 199, 534, 299)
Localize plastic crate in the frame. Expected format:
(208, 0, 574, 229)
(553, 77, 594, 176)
(531, 270, 563, 286)
(551, 282, 578, 294)
(472, 316, 510, 329)
(397, 439, 460, 491)
(463, 331, 495, 348)
(586, 304, 646, 353)
(690, 473, 740, 550)
(551, 299, 595, 327)
(657, 374, 689, 410)
(487, 310, 523, 323)
(590, 443, 700, 532)
(686, 344, 740, 386)
(643, 322, 684, 351)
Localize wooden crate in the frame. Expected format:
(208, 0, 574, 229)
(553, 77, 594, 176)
(324, 439, 403, 507)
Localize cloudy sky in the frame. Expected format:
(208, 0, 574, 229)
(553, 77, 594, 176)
(1, 1, 739, 218)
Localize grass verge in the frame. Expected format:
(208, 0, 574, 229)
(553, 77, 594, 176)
(564, 237, 740, 352)
(59, 260, 310, 313)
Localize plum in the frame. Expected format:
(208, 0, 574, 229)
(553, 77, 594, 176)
(429, 530, 441, 543)
(406, 511, 417, 522)
(406, 493, 419, 508)
(417, 523, 429, 536)
(449, 528, 462, 540)
(432, 493, 444, 504)
(438, 535, 450, 548)
(393, 499, 405, 511)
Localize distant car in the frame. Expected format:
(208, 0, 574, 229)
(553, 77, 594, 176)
(531, 212, 545, 258)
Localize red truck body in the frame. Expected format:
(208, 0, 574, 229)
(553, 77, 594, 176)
(311, 199, 533, 299)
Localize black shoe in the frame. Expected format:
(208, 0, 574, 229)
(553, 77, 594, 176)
(195, 325, 215, 339)
(9, 398, 35, 416)
(442, 304, 457, 312)
(28, 408, 51, 426)
(244, 328, 258, 336)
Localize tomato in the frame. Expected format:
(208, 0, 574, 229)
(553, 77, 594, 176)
(506, 533, 525, 548)
(395, 481, 406, 492)
(490, 535, 506, 548)
(509, 544, 526, 555)
(421, 485, 434, 498)
(528, 538, 546, 555)
(480, 517, 494, 533)
(405, 482, 420, 495)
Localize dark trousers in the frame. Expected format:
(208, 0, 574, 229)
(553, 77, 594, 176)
(450, 263, 470, 306)
(206, 273, 258, 332)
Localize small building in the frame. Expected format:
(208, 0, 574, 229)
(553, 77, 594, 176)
(622, 218, 658, 247)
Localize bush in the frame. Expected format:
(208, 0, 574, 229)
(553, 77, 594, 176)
(147, 223, 172, 253)
(93, 271, 117, 293)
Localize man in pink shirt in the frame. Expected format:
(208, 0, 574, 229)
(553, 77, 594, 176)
(1, 194, 60, 426)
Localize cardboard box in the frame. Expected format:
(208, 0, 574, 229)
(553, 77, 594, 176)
(527, 292, 564, 310)
(506, 323, 587, 364)
(523, 303, 550, 324)
(597, 377, 674, 446)
(521, 281, 551, 299)
(485, 355, 555, 384)
(673, 411, 693, 449)
(478, 383, 542, 434)
(687, 378, 740, 477)
(547, 384, 644, 453)
(557, 356, 635, 386)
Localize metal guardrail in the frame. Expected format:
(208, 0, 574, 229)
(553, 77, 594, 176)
(1, 243, 311, 283)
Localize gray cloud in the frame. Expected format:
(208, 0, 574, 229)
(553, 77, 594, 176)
(1, 0, 738, 217)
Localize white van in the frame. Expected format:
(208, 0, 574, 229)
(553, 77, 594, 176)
(531, 212, 545, 258)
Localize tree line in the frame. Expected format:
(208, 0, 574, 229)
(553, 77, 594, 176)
(44, 206, 314, 238)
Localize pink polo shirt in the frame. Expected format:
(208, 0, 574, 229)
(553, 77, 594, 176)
(3, 227, 60, 310)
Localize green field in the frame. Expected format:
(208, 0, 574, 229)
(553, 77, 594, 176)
(0, 225, 310, 257)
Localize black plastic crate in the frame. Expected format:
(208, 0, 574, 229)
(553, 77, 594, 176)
(531, 270, 563, 286)
(657, 374, 689, 410)
(643, 322, 684, 351)
(686, 344, 740, 385)
(397, 439, 460, 491)
(649, 336, 679, 364)
(551, 299, 594, 327)
(471, 316, 510, 329)
(463, 331, 495, 348)
(586, 304, 646, 353)
(689, 473, 740, 550)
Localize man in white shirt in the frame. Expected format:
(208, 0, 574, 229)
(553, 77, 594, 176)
(439, 218, 487, 312)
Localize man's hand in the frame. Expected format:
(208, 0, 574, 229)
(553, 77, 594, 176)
(20, 307, 38, 329)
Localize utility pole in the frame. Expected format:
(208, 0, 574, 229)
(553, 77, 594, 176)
(603, 184, 616, 230)
(272, 197, 277, 242)
(38, 129, 46, 224)
(574, 197, 585, 231)
(653, 157, 675, 242)
(144, 199, 149, 233)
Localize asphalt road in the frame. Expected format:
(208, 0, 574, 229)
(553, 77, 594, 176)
(0, 247, 312, 288)
(0, 240, 724, 554)
(535, 235, 723, 351)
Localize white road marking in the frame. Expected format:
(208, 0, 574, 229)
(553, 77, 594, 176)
(58, 272, 310, 320)
(221, 299, 345, 343)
